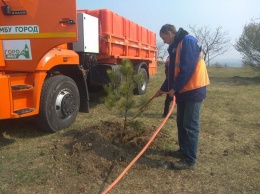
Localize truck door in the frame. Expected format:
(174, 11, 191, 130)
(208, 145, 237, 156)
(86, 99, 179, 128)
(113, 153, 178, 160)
(0, 0, 78, 72)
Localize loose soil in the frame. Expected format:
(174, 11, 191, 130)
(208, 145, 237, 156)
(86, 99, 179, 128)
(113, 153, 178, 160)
(48, 121, 167, 193)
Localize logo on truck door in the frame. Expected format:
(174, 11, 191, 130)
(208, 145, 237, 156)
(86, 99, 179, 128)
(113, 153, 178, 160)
(2, 40, 32, 60)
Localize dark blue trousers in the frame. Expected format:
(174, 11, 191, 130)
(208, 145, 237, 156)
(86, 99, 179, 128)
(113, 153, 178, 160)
(176, 100, 203, 165)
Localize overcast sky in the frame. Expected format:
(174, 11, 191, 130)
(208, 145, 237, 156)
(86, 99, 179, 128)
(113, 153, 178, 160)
(76, 0, 259, 62)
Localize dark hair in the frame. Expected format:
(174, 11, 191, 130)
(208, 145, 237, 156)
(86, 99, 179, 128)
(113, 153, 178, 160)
(160, 24, 176, 34)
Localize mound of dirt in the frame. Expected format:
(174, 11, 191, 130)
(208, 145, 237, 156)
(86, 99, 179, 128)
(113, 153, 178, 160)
(49, 121, 157, 191)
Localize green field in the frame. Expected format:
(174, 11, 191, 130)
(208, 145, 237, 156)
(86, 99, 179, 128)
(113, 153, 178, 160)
(0, 65, 259, 194)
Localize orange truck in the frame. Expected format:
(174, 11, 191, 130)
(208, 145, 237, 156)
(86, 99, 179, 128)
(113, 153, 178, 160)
(0, 0, 157, 132)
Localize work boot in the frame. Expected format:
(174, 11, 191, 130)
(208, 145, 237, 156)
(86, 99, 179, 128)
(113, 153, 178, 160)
(168, 149, 185, 159)
(172, 159, 195, 170)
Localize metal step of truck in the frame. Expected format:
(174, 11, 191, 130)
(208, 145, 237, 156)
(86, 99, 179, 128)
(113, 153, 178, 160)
(13, 108, 35, 115)
(11, 84, 33, 91)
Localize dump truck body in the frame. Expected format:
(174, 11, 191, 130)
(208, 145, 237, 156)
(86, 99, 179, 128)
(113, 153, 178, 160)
(78, 9, 157, 75)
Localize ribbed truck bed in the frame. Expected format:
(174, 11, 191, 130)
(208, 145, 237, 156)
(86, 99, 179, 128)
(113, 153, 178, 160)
(78, 9, 157, 75)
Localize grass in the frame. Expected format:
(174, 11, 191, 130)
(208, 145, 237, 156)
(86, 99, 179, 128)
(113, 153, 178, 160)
(0, 65, 259, 194)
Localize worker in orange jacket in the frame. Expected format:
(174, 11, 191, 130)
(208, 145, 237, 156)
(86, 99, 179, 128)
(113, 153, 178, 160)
(155, 24, 209, 170)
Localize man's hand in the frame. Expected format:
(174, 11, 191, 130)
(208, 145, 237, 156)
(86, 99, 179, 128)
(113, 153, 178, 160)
(155, 90, 163, 97)
(169, 89, 175, 97)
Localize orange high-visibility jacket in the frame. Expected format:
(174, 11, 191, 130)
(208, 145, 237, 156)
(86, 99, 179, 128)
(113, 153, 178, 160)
(175, 36, 210, 93)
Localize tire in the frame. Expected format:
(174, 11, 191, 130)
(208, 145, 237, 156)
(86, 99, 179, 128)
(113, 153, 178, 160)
(134, 67, 148, 95)
(36, 75, 80, 133)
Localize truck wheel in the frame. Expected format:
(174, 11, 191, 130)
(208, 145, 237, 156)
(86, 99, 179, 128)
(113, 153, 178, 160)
(134, 67, 148, 95)
(36, 75, 80, 133)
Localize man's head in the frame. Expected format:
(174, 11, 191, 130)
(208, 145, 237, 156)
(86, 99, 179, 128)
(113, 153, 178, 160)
(160, 24, 176, 45)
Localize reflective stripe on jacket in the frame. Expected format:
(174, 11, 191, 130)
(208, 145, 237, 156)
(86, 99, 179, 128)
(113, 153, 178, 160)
(174, 36, 210, 93)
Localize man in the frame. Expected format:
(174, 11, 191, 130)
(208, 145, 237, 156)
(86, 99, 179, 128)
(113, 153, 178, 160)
(155, 24, 210, 170)
(162, 57, 172, 118)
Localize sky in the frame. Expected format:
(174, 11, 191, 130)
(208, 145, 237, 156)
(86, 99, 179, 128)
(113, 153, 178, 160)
(76, 0, 260, 63)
